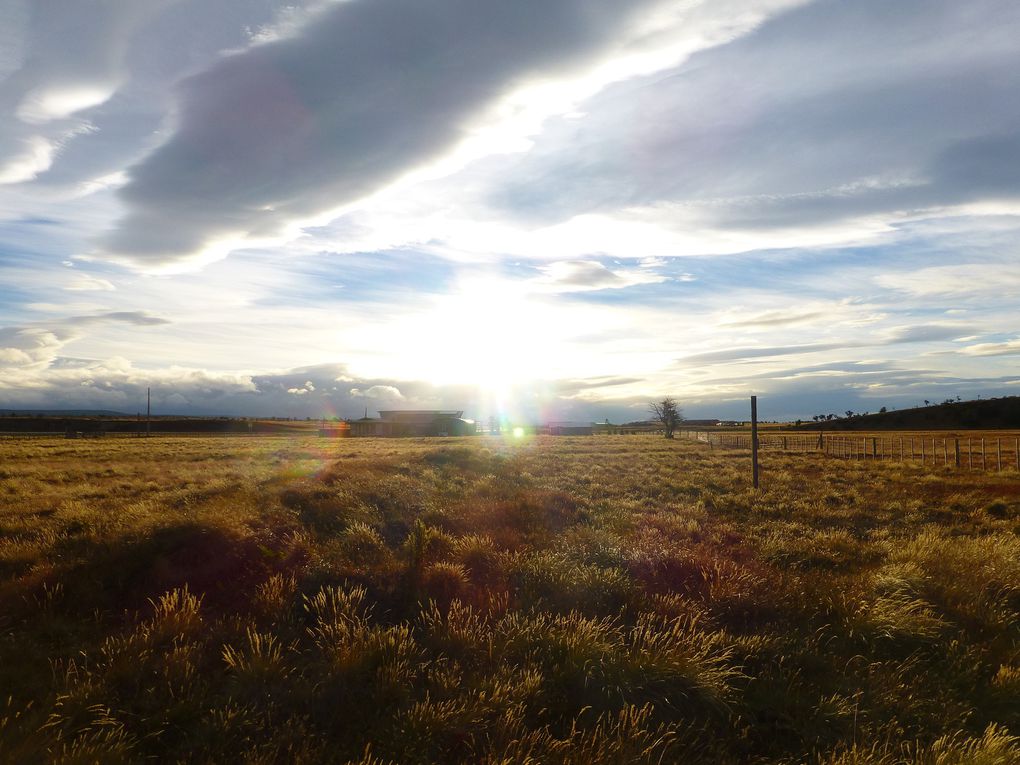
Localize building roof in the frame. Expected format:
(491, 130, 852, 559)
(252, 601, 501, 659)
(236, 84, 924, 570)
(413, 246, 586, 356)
(377, 410, 464, 422)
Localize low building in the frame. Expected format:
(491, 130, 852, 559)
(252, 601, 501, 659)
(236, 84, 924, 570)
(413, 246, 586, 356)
(543, 421, 594, 436)
(350, 410, 476, 437)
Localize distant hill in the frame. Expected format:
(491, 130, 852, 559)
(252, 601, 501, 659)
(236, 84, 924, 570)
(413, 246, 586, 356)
(0, 414, 318, 435)
(799, 396, 1020, 431)
(0, 408, 129, 417)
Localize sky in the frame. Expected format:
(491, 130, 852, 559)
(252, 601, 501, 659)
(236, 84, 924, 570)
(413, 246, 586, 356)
(1, 0, 1019, 424)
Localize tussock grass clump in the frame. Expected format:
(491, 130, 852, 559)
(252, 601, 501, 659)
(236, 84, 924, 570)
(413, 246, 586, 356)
(817, 723, 1019, 764)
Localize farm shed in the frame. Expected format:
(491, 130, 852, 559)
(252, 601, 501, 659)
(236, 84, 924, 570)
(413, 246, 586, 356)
(350, 410, 476, 437)
(544, 422, 594, 436)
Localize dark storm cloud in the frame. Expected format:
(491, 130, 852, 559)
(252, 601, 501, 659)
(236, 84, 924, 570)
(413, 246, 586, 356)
(0, 0, 170, 183)
(482, 0, 1020, 232)
(0, 1, 324, 188)
(102, 0, 667, 264)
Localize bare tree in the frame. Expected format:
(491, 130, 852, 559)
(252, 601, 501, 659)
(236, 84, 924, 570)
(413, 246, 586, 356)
(648, 397, 682, 439)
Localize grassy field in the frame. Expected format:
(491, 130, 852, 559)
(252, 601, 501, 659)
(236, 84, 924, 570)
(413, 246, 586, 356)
(0, 435, 1017, 763)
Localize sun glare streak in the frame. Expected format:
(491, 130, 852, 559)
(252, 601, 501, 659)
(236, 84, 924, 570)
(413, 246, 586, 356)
(351, 277, 617, 405)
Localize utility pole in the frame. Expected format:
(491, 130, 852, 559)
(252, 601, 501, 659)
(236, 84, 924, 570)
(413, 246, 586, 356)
(146, 387, 151, 438)
(751, 396, 759, 489)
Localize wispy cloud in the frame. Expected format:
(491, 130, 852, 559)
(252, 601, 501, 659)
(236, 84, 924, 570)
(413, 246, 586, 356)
(70, 311, 170, 326)
(677, 342, 855, 366)
(64, 275, 116, 292)
(961, 339, 1020, 357)
(875, 263, 1020, 297)
(530, 260, 667, 292)
(882, 324, 975, 344)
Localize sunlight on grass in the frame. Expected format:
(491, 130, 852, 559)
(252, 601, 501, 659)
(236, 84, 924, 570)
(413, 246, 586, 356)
(0, 435, 1016, 762)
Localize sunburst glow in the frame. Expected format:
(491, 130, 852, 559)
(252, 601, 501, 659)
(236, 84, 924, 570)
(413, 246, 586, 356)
(362, 277, 615, 394)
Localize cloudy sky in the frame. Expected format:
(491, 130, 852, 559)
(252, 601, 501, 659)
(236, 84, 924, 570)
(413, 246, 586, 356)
(1, 0, 1019, 423)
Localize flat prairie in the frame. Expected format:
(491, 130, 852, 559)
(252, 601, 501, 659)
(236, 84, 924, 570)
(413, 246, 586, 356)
(0, 435, 1017, 763)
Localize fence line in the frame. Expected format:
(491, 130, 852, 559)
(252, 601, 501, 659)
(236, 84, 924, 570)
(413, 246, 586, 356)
(680, 429, 1020, 472)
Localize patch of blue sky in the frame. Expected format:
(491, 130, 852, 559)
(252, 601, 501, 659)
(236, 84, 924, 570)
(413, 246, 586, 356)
(0, 284, 39, 320)
(245, 248, 458, 308)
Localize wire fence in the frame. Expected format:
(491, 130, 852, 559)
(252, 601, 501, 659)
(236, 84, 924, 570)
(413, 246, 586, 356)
(681, 429, 1020, 472)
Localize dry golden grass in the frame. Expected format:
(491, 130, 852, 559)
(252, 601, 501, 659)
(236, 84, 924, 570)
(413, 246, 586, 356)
(0, 434, 1017, 763)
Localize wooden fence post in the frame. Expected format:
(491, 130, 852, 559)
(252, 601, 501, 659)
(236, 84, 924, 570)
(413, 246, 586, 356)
(981, 438, 986, 471)
(751, 396, 759, 489)
(997, 439, 1001, 471)
(954, 439, 960, 467)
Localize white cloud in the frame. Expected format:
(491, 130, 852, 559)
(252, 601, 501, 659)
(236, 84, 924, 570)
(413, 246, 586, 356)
(16, 86, 116, 124)
(350, 385, 403, 400)
(0, 135, 55, 184)
(65, 275, 116, 292)
(961, 339, 1020, 357)
(530, 260, 667, 292)
(0, 326, 76, 370)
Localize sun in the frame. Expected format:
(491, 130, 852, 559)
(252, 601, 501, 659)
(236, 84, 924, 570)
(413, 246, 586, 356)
(397, 279, 563, 391)
(350, 275, 622, 403)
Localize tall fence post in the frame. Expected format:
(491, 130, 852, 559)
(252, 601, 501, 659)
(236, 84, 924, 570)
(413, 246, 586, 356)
(954, 439, 961, 467)
(751, 396, 759, 489)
